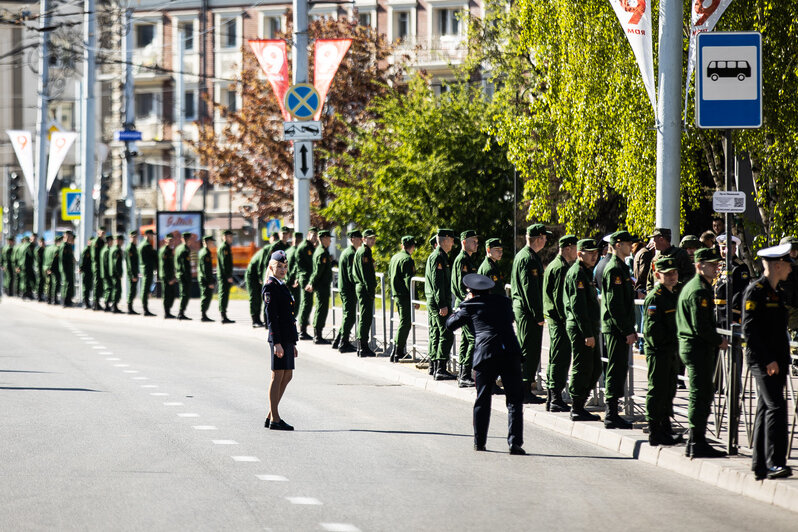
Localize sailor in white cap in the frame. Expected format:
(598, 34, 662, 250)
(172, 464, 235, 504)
(742, 243, 794, 480)
(777, 237, 798, 330)
(714, 233, 751, 328)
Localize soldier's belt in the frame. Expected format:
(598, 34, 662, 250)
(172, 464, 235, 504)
(714, 299, 726, 304)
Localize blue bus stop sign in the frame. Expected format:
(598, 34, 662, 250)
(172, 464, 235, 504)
(696, 32, 762, 129)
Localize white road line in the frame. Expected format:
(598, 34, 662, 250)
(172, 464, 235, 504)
(286, 497, 322, 506)
(211, 440, 238, 445)
(192, 426, 218, 430)
(84, 341, 98, 344)
(140, 385, 158, 388)
(163, 402, 184, 406)
(320, 524, 360, 532)
(256, 474, 288, 482)
(150, 393, 169, 396)
(106, 358, 121, 361)
(177, 413, 199, 418)
(231, 456, 260, 462)
(113, 364, 129, 367)
(132, 377, 149, 380)
(99, 351, 113, 355)
(123, 370, 139, 374)
(91, 346, 106, 350)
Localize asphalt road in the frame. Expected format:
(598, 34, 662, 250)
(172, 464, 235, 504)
(1, 298, 796, 531)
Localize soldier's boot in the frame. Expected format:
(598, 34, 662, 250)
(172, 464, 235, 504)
(648, 420, 678, 447)
(331, 332, 341, 350)
(143, 304, 156, 317)
(549, 388, 571, 413)
(360, 339, 376, 357)
(92, 300, 101, 311)
(570, 398, 601, 422)
(104, 302, 111, 312)
(127, 304, 139, 315)
(689, 429, 727, 458)
(545, 389, 553, 411)
(339, 338, 356, 353)
(201, 312, 214, 323)
(523, 382, 546, 404)
(113, 304, 124, 314)
(177, 312, 191, 320)
(434, 359, 456, 381)
(313, 329, 331, 345)
(428, 359, 437, 376)
(604, 399, 633, 429)
(458, 364, 475, 388)
(390, 347, 405, 363)
(299, 327, 312, 341)
(661, 418, 685, 444)
(251, 315, 264, 328)
(221, 314, 235, 324)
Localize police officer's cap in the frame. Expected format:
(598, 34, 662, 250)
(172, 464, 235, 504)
(144, 229, 155, 236)
(486, 238, 502, 249)
(429, 235, 437, 248)
(318, 229, 331, 238)
(223, 229, 234, 236)
(694, 247, 722, 263)
(526, 224, 552, 237)
(363, 229, 376, 237)
(648, 227, 672, 240)
(460, 230, 477, 241)
(654, 257, 678, 273)
(271, 250, 287, 263)
(349, 230, 363, 238)
(462, 273, 495, 292)
(778, 236, 798, 249)
(129, 230, 138, 237)
(609, 230, 634, 245)
(181, 232, 193, 239)
(679, 235, 701, 249)
(308, 226, 319, 233)
(436, 228, 455, 238)
(559, 235, 578, 248)
(601, 234, 612, 243)
(401, 235, 416, 246)
(716, 234, 741, 246)
(577, 239, 599, 251)
(758, 243, 794, 263)
(203, 234, 215, 242)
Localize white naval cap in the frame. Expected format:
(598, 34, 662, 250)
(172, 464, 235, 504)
(758, 243, 794, 262)
(602, 234, 612, 243)
(716, 234, 741, 246)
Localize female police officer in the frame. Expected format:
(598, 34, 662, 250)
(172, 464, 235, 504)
(263, 250, 299, 431)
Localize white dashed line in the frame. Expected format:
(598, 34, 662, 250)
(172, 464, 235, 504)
(177, 413, 199, 418)
(132, 377, 149, 380)
(193, 426, 218, 430)
(163, 402, 184, 406)
(106, 358, 120, 361)
(113, 364, 129, 367)
(92, 346, 106, 350)
(231, 456, 260, 462)
(123, 370, 139, 374)
(286, 497, 322, 505)
(320, 524, 360, 532)
(99, 351, 113, 355)
(140, 385, 158, 388)
(84, 341, 98, 344)
(256, 474, 288, 482)
(211, 440, 238, 445)
(150, 393, 169, 396)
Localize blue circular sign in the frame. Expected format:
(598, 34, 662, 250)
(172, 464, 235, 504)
(285, 83, 321, 121)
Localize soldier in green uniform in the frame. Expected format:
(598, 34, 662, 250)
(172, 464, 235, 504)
(159, 233, 178, 319)
(352, 229, 378, 357)
(543, 235, 578, 412)
(643, 256, 682, 446)
(125, 230, 140, 314)
(272, 227, 292, 254)
(286, 232, 303, 312)
(45, 235, 62, 304)
(216, 229, 235, 324)
(139, 229, 157, 316)
(306, 229, 334, 344)
(101, 234, 114, 311)
(21, 235, 36, 300)
(175, 232, 193, 320)
(425, 228, 456, 379)
(35, 236, 45, 301)
(451, 230, 479, 387)
(511, 223, 551, 403)
(477, 238, 506, 296)
(600, 230, 638, 429)
(564, 239, 602, 422)
(295, 228, 318, 339)
(110, 235, 125, 313)
(246, 244, 269, 327)
(425, 236, 439, 374)
(646, 228, 694, 291)
(1, 237, 15, 296)
(334, 230, 362, 352)
(13, 236, 26, 297)
(79, 237, 93, 308)
(198, 234, 217, 322)
(388, 235, 416, 362)
(676, 247, 729, 458)
(91, 230, 106, 310)
(60, 231, 76, 307)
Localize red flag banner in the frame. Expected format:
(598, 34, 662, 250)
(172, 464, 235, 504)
(181, 179, 203, 210)
(313, 39, 352, 120)
(158, 179, 177, 211)
(249, 39, 291, 120)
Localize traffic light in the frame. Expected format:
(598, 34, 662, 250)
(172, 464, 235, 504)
(12, 201, 25, 233)
(116, 199, 129, 231)
(97, 174, 110, 215)
(8, 172, 21, 204)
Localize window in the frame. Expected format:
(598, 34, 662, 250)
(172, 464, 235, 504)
(222, 18, 237, 48)
(397, 12, 410, 40)
(225, 89, 237, 112)
(179, 22, 193, 51)
(264, 16, 281, 38)
(358, 12, 371, 27)
(134, 162, 158, 188)
(438, 9, 460, 36)
(136, 24, 155, 48)
(184, 91, 196, 120)
(135, 93, 155, 119)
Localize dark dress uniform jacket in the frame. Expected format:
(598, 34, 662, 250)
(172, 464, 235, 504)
(742, 277, 791, 372)
(262, 277, 299, 346)
(445, 294, 521, 370)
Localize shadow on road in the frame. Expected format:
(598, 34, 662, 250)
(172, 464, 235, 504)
(0, 387, 103, 392)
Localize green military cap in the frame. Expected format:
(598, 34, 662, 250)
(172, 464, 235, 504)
(144, 229, 155, 236)
(758, 243, 794, 263)
(526, 223, 552, 237)
(223, 229, 234, 236)
(349, 229, 363, 238)
(694, 247, 721, 263)
(64, 230, 74, 237)
(164, 233, 174, 239)
(308, 226, 319, 233)
(401, 235, 416, 246)
(318, 229, 331, 237)
(460, 229, 477, 240)
(559, 235, 578, 248)
(654, 256, 678, 273)
(115, 234, 125, 240)
(281, 226, 293, 232)
(679, 235, 701, 249)
(363, 229, 376, 237)
(203, 234, 215, 242)
(609, 230, 634, 245)
(577, 238, 599, 251)
(129, 230, 138, 237)
(54, 235, 63, 242)
(648, 227, 672, 240)
(294, 232, 304, 239)
(429, 235, 437, 248)
(486, 238, 502, 249)
(105, 235, 114, 241)
(436, 228, 455, 238)
(181, 231, 193, 239)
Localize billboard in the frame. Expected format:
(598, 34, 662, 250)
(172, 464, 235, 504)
(155, 211, 204, 277)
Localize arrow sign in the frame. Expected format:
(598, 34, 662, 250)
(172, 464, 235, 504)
(294, 141, 313, 180)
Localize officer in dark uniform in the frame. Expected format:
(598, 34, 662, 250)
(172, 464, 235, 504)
(388, 236, 416, 362)
(715, 234, 751, 329)
(446, 273, 525, 455)
(159, 233, 177, 319)
(139, 229, 157, 316)
(335, 230, 361, 352)
(216, 229, 235, 324)
(306, 229, 333, 344)
(742, 243, 794, 480)
(175, 232, 193, 320)
(59, 230, 75, 307)
(451, 230, 479, 387)
(198, 234, 217, 322)
(125, 230, 140, 314)
(79, 238, 93, 308)
(477, 238, 506, 296)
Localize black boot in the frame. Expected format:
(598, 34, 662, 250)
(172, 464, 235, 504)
(661, 418, 684, 444)
(221, 314, 235, 324)
(434, 359, 456, 381)
(339, 338, 356, 353)
(523, 382, 546, 404)
(689, 429, 727, 458)
(331, 333, 341, 350)
(313, 329, 331, 344)
(549, 388, 571, 413)
(252, 316, 264, 328)
(299, 327, 312, 340)
(143, 306, 156, 317)
(604, 399, 633, 429)
(201, 313, 214, 322)
(127, 304, 139, 315)
(358, 339, 376, 357)
(570, 398, 601, 422)
(177, 312, 191, 320)
(428, 359, 437, 376)
(545, 389, 552, 411)
(648, 420, 678, 447)
(458, 364, 475, 388)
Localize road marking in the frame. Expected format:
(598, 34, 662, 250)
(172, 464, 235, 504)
(123, 370, 139, 374)
(286, 497, 322, 505)
(231, 456, 260, 462)
(84, 340, 98, 344)
(256, 474, 288, 482)
(113, 364, 129, 367)
(92, 346, 106, 350)
(150, 393, 169, 396)
(193, 426, 218, 430)
(140, 385, 158, 388)
(99, 351, 113, 355)
(132, 377, 149, 380)
(163, 402, 184, 406)
(211, 440, 238, 445)
(106, 358, 121, 361)
(177, 413, 199, 418)
(320, 524, 360, 532)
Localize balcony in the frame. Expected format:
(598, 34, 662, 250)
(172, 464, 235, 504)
(392, 34, 468, 70)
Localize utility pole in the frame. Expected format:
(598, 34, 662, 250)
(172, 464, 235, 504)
(175, 32, 185, 211)
(292, 0, 310, 234)
(80, 0, 96, 250)
(122, 8, 136, 232)
(654, 0, 682, 239)
(34, 0, 51, 235)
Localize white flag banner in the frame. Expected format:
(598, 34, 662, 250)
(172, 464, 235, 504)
(46, 131, 78, 191)
(6, 130, 35, 196)
(609, 0, 657, 119)
(684, 0, 735, 121)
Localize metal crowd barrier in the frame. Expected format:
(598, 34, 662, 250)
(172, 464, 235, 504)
(330, 268, 388, 352)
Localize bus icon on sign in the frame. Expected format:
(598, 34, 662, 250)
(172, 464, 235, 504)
(707, 60, 751, 82)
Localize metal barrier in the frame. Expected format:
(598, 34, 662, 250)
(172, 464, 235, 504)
(330, 268, 388, 352)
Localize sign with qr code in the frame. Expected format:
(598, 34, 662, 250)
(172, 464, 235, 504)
(713, 191, 746, 213)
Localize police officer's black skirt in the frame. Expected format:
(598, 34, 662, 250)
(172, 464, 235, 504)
(270, 342, 296, 371)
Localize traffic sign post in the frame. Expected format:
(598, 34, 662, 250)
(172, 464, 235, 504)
(61, 188, 82, 220)
(285, 83, 321, 121)
(294, 141, 313, 180)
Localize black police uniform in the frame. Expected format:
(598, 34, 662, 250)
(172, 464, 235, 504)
(715, 258, 751, 328)
(263, 275, 299, 371)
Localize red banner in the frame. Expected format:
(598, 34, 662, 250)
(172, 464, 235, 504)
(313, 39, 352, 120)
(182, 179, 203, 210)
(158, 179, 177, 211)
(249, 39, 291, 120)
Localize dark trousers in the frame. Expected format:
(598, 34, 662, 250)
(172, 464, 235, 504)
(61, 276, 75, 305)
(178, 276, 191, 312)
(751, 364, 788, 473)
(474, 355, 524, 448)
(339, 289, 357, 341)
(93, 276, 104, 305)
(200, 282, 214, 313)
(127, 277, 138, 306)
(218, 280, 231, 315)
(81, 274, 92, 306)
(162, 281, 176, 314)
(140, 274, 153, 310)
(603, 331, 629, 401)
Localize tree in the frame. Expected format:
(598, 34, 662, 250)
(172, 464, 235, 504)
(191, 15, 406, 223)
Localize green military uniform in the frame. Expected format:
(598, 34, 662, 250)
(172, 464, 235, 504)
(79, 241, 93, 308)
(91, 236, 106, 309)
(198, 236, 216, 320)
(543, 235, 577, 411)
(477, 240, 506, 296)
(336, 232, 360, 351)
(600, 242, 636, 401)
(13, 240, 25, 296)
(564, 239, 602, 421)
(110, 239, 124, 310)
(643, 257, 681, 445)
(388, 236, 416, 361)
(35, 241, 45, 301)
(646, 230, 694, 292)
(425, 229, 454, 373)
(216, 230, 234, 321)
(21, 238, 35, 299)
(59, 236, 75, 306)
(100, 236, 113, 308)
(352, 230, 378, 354)
(285, 236, 302, 310)
(309, 230, 334, 341)
(159, 238, 177, 317)
(175, 233, 193, 318)
(451, 230, 478, 385)
(2, 241, 15, 296)
(45, 239, 62, 304)
(295, 232, 317, 335)
(246, 246, 268, 325)
(426, 236, 439, 372)
(125, 233, 140, 313)
(139, 232, 157, 314)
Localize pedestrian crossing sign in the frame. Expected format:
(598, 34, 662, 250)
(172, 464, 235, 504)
(61, 188, 81, 220)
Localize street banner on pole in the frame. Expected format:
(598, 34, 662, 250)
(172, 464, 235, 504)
(6, 130, 35, 196)
(249, 39, 291, 120)
(312, 39, 352, 120)
(608, 0, 657, 119)
(158, 179, 177, 211)
(684, 0, 734, 121)
(46, 131, 78, 191)
(181, 179, 203, 210)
